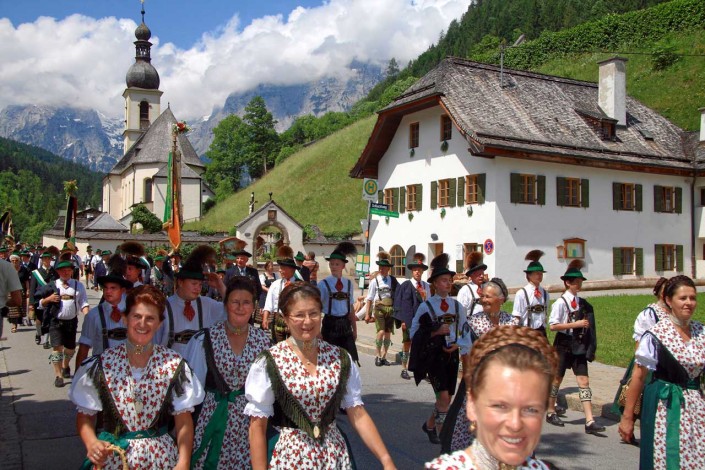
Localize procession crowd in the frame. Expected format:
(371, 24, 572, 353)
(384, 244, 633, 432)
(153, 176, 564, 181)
(0, 238, 703, 469)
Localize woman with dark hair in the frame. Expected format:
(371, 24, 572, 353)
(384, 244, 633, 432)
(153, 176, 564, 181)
(69, 285, 204, 469)
(184, 277, 271, 469)
(441, 278, 519, 453)
(619, 275, 705, 469)
(427, 326, 557, 469)
(246, 282, 396, 470)
(259, 261, 278, 307)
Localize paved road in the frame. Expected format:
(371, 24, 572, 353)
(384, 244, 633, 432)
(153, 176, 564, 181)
(0, 284, 641, 469)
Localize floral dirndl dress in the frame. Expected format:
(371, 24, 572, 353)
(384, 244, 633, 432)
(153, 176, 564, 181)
(191, 323, 271, 469)
(69, 344, 204, 469)
(426, 449, 550, 469)
(636, 319, 705, 469)
(441, 312, 519, 453)
(245, 339, 363, 469)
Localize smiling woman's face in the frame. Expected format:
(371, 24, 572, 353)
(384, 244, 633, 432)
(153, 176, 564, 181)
(126, 302, 161, 346)
(467, 363, 547, 466)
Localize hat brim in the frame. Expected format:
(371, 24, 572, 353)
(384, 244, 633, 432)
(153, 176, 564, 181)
(97, 275, 132, 289)
(277, 259, 298, 268)
(428, 268, 456, 282)
(465, 264, 487, 276)
(325, 254, 349, 263)
(561, 274, 587, 281)
(174, 270, 205, 280)
(406, 263, 428, 271)
(231, 250, 252, 258)
(376, 261, 393, 267)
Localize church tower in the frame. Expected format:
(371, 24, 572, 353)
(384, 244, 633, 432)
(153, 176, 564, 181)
(122, 3, 163, 154)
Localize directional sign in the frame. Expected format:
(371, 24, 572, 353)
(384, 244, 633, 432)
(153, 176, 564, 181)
(370, 202, 389, 210)
(362, 179, 378, 201)
(370, 207, 399, 218)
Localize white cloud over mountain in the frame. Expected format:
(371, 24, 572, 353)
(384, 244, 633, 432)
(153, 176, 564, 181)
(0, 0, 469, 121)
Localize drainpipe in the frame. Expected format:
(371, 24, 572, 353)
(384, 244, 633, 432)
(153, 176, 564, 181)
(692, 169, 696, 279)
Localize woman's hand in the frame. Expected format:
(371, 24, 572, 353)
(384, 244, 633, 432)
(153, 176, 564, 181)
(442, 343, 459, 354)
(86, 439, 111, 467)
(618, 416, 635, 443)
(433, 324, 451, 336)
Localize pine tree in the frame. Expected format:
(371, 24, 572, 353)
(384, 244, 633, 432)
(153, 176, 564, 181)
(243, 96, 280, 177)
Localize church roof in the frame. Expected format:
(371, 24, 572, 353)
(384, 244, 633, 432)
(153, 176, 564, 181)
(152, 162, 202, 179)
(109, 107, 204, 175)
(83, 213, 129, 232)
(351, 57, 692, 178)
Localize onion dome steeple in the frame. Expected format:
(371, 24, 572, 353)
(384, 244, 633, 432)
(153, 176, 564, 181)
(125, 1, 160, 89)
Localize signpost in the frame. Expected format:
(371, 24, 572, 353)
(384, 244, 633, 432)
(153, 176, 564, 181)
(369, 202, 399, 218)
(362, 178, 378, 201)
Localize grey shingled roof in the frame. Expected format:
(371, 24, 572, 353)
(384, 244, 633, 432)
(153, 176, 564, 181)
(153, 162, 202, 179)
(353, 57, 693, 177)
(109, 107, 204, 175)
(50, 208, 104, 232)
(83, 213, 129, 232)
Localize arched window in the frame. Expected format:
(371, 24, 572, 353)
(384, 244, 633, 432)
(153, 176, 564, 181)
(139, 101, 150, 129)
(143, 177, 152, 203)
(390, 245, 406, 278)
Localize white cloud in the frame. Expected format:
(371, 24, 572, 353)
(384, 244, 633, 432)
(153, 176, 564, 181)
(0, 1, 470, 120)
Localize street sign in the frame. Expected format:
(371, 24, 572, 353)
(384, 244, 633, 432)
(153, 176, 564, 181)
(370, 202, 388, 210)
(355, 253, 371, 276)
(362, 179, 378, 201)
(370, 207, 399, 218)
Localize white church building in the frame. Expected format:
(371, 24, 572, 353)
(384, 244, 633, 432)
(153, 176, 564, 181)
(351, 57, 705, 288)
(101, 9, 212, 226)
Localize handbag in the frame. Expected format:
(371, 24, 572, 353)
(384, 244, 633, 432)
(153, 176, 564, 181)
(617, 377, 642, 416)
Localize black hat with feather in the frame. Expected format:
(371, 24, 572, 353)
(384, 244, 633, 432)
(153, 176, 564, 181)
(406, 253, 428, 271)
(176, 245, 217, 280)
(97, 254, 132, 289)
(119, 241, 149, 270)
(427, 253, 455, 282)
(465, 251, 487, 276)
(325, 242, 357, 263)
(276, 245, 297, 268)
(524, 250, 546, 273)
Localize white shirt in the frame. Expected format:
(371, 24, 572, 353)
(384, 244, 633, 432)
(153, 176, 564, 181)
(457, 282, 483, 317)
(410, 295, 472, 355)
(512, 283, 549, 329)
(633, 303, 664, 342)
(0, 260, 22, 309)
(263, 277, 297, 314)
(318, 275, 354, 317)
(43, 278, 89, 320)
(366, 274, 394, 305)
(549, 291, 580, 335)
(155, 294, 226, 356)
(78, 300, 127, 355)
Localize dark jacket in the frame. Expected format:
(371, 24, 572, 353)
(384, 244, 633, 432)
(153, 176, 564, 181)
(93, 260, 107, 279)
(393, 279, 425, 328)
(225, 265, 262, 304)
(29, 266, 55, 307)
(575, 298, 598, 361)
(408, 308, 445, 385)
(297, 265, 311, 283)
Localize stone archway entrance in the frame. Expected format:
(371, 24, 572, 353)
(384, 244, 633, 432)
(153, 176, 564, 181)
(234, 200, 305, 265)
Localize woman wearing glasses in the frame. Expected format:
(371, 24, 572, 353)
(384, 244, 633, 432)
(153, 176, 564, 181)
(245, 282, 396, 470)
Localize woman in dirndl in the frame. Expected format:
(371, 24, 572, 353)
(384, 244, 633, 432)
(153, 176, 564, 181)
(619, 275, 705, 469)
(69, 285, 204, 469)
(246, 282, 396, 470)
(7, 253, 29, 333)
(184, 277, 271, 469)
(442, 278, 519, 453)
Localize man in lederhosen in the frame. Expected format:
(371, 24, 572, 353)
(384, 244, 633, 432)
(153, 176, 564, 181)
(29, 249, 57, 346)
(512, 250, 550, 335)
(393, 253, 431, 380)
(74, 254, 132, 368)
(261, 246, 298, 343)
(456, 251, 486, 318)
(156, 246, 226, 356)
(365, 251, 399, 366)
(319, 242, 359, 364)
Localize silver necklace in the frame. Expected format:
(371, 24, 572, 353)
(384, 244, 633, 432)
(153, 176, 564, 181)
(126, 339, 153, 356)
(225, 320, 248, 336)
(289, 336, 318, 352)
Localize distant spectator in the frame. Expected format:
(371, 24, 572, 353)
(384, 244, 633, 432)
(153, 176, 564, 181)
(0, 258, 23, 340)
(303, 251, 319, 284)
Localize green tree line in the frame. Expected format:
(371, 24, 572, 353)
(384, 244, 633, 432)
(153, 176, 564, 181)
(0, 137, 102, 243)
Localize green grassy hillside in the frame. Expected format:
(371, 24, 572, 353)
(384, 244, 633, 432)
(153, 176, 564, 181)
(188, 116, 376, 237)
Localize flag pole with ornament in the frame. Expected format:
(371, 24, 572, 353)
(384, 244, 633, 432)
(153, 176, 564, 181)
(163, 121, 190, 252)
(63, 180, 78, 246)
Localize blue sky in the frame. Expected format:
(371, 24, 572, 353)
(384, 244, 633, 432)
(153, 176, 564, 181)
(0, 0, 470, 120)
(0, 0, 323, 49)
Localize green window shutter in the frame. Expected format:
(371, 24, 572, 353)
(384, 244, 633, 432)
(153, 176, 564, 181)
(537, 175, 546, 205)
(613, 183, 621, 211)
(556, 177, 566, 207)
(612, 247, 622, 276)
(655, 244, 663, 271)
(635, 248, 644, 276)
(392, 187, 399, 213)
(378, 190, 383, 204)
(457, 177, 465, 207)
(455, 260, 464, 273)
(676, 245, 684, 272)
(676, 187, 683, 214)
(654, 185, 663, 212)
(635, 184, 643, 212)
(431, 181, 438, 209)
(581, 179, 589, 208)
(449, 178, 456, 208)
(399, 187, 406, 214)
(477, 173, 486, 204)
(416, 184, 423, 211)
(510, 173, 520, 203)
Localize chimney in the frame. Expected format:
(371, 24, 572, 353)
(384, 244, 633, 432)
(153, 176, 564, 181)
(700, 107, 705, 142)
(598, 57, 628, 126)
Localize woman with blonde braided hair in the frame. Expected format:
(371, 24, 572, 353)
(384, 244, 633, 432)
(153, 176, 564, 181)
(427, 326, 557, 469)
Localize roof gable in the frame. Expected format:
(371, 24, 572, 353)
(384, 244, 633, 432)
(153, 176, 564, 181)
(109, 107, 204, 175)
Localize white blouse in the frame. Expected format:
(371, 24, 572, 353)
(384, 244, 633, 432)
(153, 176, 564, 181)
(243, 354, 364, 419)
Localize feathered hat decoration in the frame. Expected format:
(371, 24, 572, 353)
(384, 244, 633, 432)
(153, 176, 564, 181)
(524, 250, 546, 273)
(176, 245, 218, 280)
(96, 255, 132, 289)
(119, 241, 149, 269)
(326, 241, 357, 263)
(465, 251, 487, 275)
(276, 245, 297, 268)
(406, 252, 428, 270)
(376, 250, 393, 267)
(561, 259, 586, 281)
(428, 253, 455, 282)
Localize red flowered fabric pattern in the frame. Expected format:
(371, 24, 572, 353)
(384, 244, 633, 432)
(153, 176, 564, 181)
(425, 450, 549, 469)
(192, 323, 271, 469)
(100, 344, 183, 469)
(449, 312, 519, 452)
(268, 340, 352, 469)
(649, 320, 705, 469)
